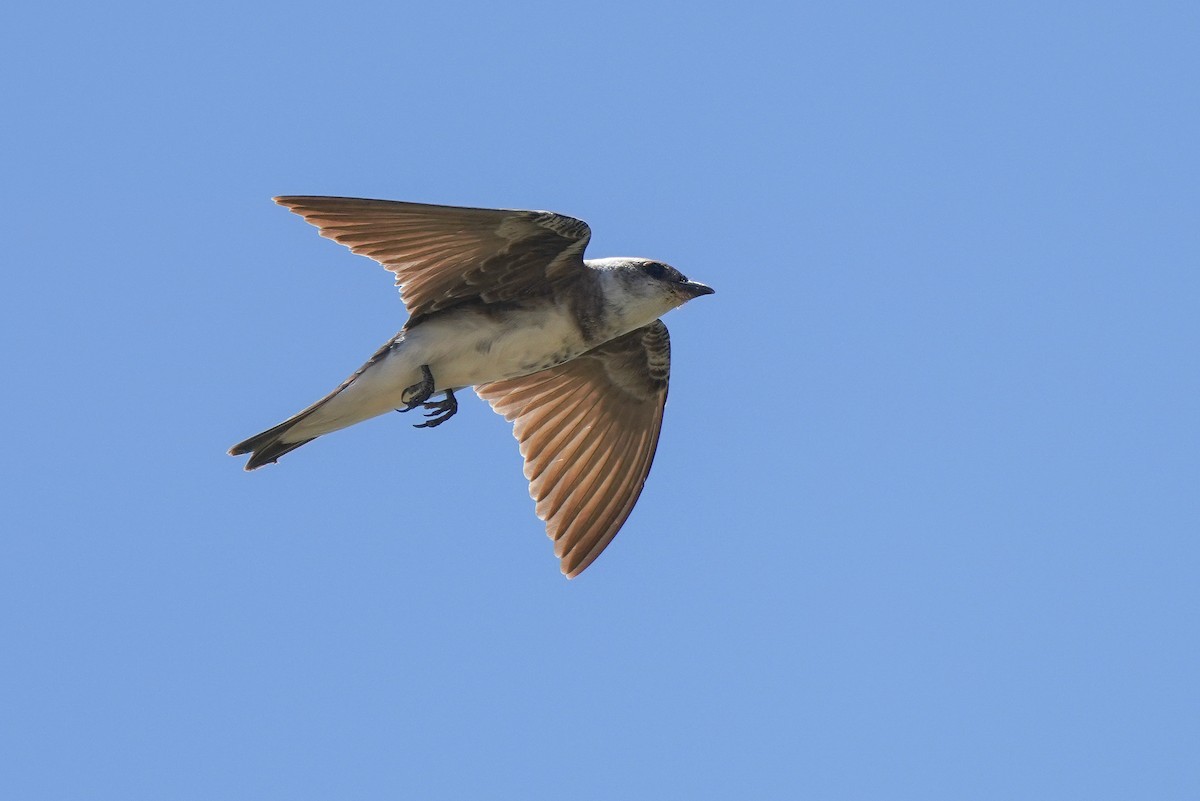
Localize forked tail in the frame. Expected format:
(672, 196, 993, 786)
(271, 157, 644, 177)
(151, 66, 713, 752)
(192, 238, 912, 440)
(228, 411, 319, 471)
(230, 334, 410, 470)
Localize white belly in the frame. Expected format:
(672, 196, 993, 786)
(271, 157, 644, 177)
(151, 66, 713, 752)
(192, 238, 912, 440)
(290, 305, 588, 439)
(406, 305, 589, 390)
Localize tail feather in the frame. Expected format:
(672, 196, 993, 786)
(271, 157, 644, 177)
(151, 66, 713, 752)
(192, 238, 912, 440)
(229, 414, 318, 471)
(229, 335, 406, 470)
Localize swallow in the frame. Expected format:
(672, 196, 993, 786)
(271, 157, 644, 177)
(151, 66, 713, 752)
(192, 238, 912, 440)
(230, 197, 713, 576)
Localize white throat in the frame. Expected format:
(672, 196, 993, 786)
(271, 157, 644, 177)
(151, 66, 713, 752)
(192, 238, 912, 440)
(588, 258, 674, 338)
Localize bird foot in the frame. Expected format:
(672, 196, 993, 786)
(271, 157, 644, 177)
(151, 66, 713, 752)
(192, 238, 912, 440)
(398, 364, 436, 408)
(395, 365, 459, 427)
(413, 388, 458, 428)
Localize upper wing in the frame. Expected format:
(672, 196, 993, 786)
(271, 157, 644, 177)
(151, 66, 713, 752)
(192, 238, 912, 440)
(274, 196, 592, 325)
(476, 321, 671, 578)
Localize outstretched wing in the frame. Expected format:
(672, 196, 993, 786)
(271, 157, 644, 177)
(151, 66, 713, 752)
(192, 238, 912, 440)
(274, 196, 592, 325)
(476, 322, 671, 578)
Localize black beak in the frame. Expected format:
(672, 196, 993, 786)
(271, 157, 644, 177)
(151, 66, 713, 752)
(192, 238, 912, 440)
(682, 281, 715, 297)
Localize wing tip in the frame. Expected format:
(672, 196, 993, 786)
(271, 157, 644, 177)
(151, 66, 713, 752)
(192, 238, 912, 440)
(561, 549, 602, 580)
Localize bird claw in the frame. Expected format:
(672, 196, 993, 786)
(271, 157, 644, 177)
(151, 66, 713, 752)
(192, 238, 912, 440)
(414, 388, 458, 428)
(394, 365, 459, 427)
(398, 364, 436, 410)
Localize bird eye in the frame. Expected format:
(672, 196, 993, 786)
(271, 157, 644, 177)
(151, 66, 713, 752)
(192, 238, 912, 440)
(645, 262, 666, 280)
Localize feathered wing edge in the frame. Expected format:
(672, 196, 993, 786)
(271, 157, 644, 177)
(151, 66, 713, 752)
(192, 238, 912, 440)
(476, 322, 671, 577)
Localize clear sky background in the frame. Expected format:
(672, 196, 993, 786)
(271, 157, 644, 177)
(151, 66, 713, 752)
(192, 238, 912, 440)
(3, 1, 1197, 799)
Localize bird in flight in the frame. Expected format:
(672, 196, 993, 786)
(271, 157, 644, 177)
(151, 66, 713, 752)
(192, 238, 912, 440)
(230, 197, 714, 577)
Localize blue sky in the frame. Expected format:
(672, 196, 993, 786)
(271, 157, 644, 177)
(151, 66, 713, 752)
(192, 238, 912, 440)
(3, 1, 1197, 798)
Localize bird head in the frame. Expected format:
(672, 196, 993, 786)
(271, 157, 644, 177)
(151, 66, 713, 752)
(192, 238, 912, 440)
(596, 257, 715, 325)
(637, 260, 715, 306)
